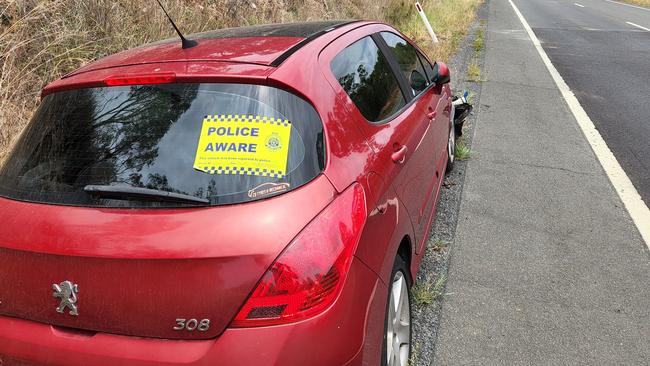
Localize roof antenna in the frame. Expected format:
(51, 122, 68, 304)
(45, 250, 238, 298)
(155, 0, 198, 49)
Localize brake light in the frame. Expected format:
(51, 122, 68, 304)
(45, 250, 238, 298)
(231, 184, 367, 327)
(103, 73, 176, 86)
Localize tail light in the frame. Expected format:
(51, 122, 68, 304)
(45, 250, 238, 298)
(104, 73, 176, 86)
(231, 184, 367, 327)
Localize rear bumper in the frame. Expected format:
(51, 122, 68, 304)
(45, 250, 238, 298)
(0, 258, 386, 366)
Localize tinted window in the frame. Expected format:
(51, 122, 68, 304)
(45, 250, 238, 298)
(417, 49, 438, 84)
(331, 36, 406, 122)
(380, 32, 429, 96)
(0, 84, 325, 208)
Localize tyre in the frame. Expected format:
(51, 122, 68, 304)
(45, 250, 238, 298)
(454, 121, 463, 138)
(382, 254, 412, 366)
(446, 117, 455, 174)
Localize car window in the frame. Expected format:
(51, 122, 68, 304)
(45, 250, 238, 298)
(417, 49, 438, 84)
(0, 84, 325, 208)
(380, 32, 429, 96)
(330, 36, 406, 123)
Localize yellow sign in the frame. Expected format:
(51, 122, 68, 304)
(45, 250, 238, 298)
(193, 114, 292, 178)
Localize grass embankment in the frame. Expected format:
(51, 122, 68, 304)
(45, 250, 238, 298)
(621, 0, 650, 7)
(0, 0, 482, 160)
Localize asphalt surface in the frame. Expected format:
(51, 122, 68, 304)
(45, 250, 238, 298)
(514, 0, 650, 206)
(433, 0, 650, 364)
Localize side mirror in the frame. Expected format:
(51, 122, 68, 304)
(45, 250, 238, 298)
(435, 62, 450, 85)
(410, 70, 427, 93)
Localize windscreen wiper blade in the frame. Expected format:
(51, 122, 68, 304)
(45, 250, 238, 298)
(83, 185, 209, 205)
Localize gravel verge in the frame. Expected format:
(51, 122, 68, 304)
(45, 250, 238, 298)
(410, 2, 489, 365)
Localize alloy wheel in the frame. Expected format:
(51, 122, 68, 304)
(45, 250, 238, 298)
(448, 120, 455, 164)
(386, 271, 411, 366)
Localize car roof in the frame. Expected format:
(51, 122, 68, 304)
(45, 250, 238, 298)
(65, 20, 357, 78)
(43, 20, 386, 97)
(183, 20, 354, 40)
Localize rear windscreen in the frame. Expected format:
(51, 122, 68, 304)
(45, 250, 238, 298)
(0, 83, 325, 207)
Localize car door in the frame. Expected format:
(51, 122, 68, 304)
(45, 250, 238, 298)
(416, 48, 452, 173)
(376, 32, 443, 252)
(319, 25, 440, 252)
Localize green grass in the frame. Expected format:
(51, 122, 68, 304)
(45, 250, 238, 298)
(455, 140, 471, 160)
(473, 28, 484, 52)
(412, 275, 447, 306)
(467, 62, 482, 82)
(431, 239, 449, 252)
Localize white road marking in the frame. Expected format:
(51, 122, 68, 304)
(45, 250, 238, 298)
(605, 0, 650, 11)
(626, 21, 650, 31)
(574, 3, 585, 7)
(508, 0, 650, 249)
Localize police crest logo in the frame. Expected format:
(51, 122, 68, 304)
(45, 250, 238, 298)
(265, 132, 282, 151)
(52, 280, 79, 316)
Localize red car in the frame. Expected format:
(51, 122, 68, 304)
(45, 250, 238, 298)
(0, 20, 454, 366)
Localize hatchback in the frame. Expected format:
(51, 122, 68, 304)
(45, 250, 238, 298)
(0, 20, 454, 366)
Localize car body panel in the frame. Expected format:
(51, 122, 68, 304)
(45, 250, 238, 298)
(317, 23, 449, 258)
(267, 25, 378, 195)
(42, 61, 275, 96)
(356, 171, 417, 284)
(63, 20, 360, 79)
(0, 257, 382, 366)
(68, 36, 304, 77)
(0, 175, 336, 339)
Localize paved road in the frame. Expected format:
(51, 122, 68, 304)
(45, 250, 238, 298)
(433, 0, 650, 364)
(514, 0, 650, 206)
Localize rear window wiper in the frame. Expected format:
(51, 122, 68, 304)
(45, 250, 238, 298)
(83, 185, 210, 205)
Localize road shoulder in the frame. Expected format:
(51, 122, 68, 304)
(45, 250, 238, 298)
(410, 3, 490, 364)
(432, 0, 650, 364)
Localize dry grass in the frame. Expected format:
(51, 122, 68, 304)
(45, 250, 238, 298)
(621, 0, 650, 7)
(389, 0, 483, 61)
(466, 62, 481, 82)
(0, 0, 482, 159)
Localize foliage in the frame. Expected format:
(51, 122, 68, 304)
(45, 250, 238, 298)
(455, 139, 471, 160)
(0, 0, 482, 160)
(412, 274, 447, 306)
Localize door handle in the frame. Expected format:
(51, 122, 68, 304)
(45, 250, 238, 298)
(427, 108, 437, 119)
(391, 145, 408, 164)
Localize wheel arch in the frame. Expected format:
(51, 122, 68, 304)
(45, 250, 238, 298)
(398, 235, 418, 283)
(397, 236, 411, 267)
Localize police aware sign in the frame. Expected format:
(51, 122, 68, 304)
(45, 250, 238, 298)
(193, 115, 292, 179)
